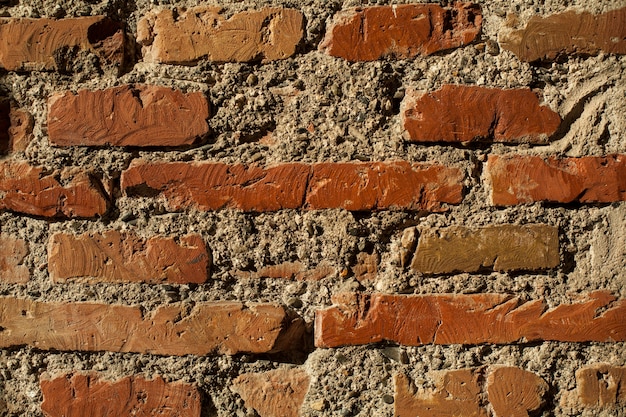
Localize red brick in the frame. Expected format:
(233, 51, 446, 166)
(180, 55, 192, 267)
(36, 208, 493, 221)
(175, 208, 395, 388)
(315, 291, 626, 348)
(0, 297, 304, 355)
(488, 154, 626, 205)
(395, 370, 487, 417)
(0, 16, 124, 71)
(320, 3, 482, 61)
(138, 7, 303, 64)
(411, 224, 559, 274)
(0, 161, 108, 218)
(8, 108, 34, 152)
(121, 161, 464, 212)
(500, 7, 626, 62)
(231, 369, 310, 417)
(41, 373, 200, 417)
(0, 98, 9, 155)
(575, 364, 626, 408)
(235, 261, 335, 281)
(402, 86, 560, 143)
(353, 252, 379, 281)
(0, 235, 29, 284)
(487, 367, 548, 417)
(48, 85, 209, 147)
(48, 231, 209, 284)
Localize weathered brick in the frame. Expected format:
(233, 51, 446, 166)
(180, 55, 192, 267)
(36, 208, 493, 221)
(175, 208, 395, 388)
(353, 252, 379, 281)
(48, 85, 209, 148)
(315, 291, 626, 348)
(48, 231, 209, 284)
(575, 364, 626, 408)
(402, 86, 560, 143)
(320, 3, 482, 61)
(500, 7, 626, 62)
(0, 235, 29, 284)
(231, 369, 310, 417)
(8, 108, 34, 152)
(487, 367, 548, 417)
(138, 7, 303, 64)
(395, 370, 487, 417)
(488, 154, 626, 205)
(411, 224, 559, 274)
(121, 161, 464, 212)
(0, 161, 108, 218)
(0, 16, 124, 71)
(41, 373, 201, 417)
(0, 98, 9, 155)
(235, 261, 336, 281)
(0, 297, 304, 355)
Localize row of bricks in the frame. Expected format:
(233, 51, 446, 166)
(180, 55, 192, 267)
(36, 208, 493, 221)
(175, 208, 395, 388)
(0, 291, 623, 356)
(0, 154, 624, 218)
(36, 364, 626, 416)
(0, 4, 625, 71)
(2, 224, 559, 284)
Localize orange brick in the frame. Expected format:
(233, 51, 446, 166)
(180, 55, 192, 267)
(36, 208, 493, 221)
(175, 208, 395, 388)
(0, 98, 9, 154)
(487, 367, 548, 417)
(0, 235, 29, 284)
(48, 231, 209, 284)
(402, 86, 560, 143)
(8, 108, 34, 152)
(320, 3, 481, 61)
(576, 364, 626, 408)
(138, 7, 303, 64)
(48, 85, 210, 147)
(0, 297, 304, 355)
(41, 373, 201, 417)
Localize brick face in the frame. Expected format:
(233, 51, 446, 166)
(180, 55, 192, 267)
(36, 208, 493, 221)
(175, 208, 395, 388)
(402, 86, 561, 143)
(41, 373, 201, 417)
(0, 297, 304, 355)
(0, 98, 9, 155)
(0, 161, 108, 218)
(0, 235, 29, 284)
(488, 154, 626, 205)
(0, 16, 124, 71)
(315, 291, 626, 348)
(122, 161, 464, 212)
(575, 364, 626, 408)
(138, 7, 303, 64)
(48, 85, 210, 147)
(411, 224, 559, 274)
(500, 7, 626, 61)
(320, 3, 482, 61)
(48, 231, 210, 284)
(487, 367, 549, 417)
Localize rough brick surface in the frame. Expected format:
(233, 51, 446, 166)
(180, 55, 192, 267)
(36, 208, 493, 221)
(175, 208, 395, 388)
(488, 154, 626, 205)
(402, 86, 561, 143)
(500, 7, 626, 62)
(411, 224, 559, 274)
(0, 16, 124, 71)
(575, 364, 626, 408)
(41, 373, 201, 417)
(48, 85, 210, 147)
(0, 236, 29, 284)
(395, 370, 487, 417)
(8, 108, 34, 152)
(0, 297, 304, 355)
(231, 369, 310, 417)
(315, 291, 626, 348)
(48, 231, 209, 284)
(122, 161, 464, 212)
(319, 3, 482, 61)
(487, 367, 548, 417)
(235, 261, 335, 281)
(0, 98, 9, 155)
(138, 7, 303, 64)
(0, 161, 108, 218)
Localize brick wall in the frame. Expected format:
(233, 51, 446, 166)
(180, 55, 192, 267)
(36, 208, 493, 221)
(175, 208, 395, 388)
(0, 1, 625, 416)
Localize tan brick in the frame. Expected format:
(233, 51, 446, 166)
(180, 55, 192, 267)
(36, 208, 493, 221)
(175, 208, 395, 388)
(0, 16, 124, 71)
(0, 161, 108, 218)
(487, 367, 548, 417)
(320, 3, 482, 61)
(402, 86, 560, 143)
(488, 154, 626, 205)
(8, 108, 34, 152)
(576, 364, 626, 408)
(0, 297, 304, 355)
(0, 235, 29, 284)
(231, 369, 310, 417)
(41, 373, 201, 417)
(138, 7, 303, 64)
(48, 85, 210, 147)
(500, 7, 626, 62)
(235, 261, 336, 281)
(48, 231, 209, 284)
(411, 224, 559, 274)
(315, 291, 626, 348)
(0, 98, 9, 155)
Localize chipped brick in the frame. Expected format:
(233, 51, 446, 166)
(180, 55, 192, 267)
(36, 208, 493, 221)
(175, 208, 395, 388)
(576, 364, 626, 408)
(487, 367, 548, 417)
(8, 108, 34, 152)
(235, 261, 335, 281)
(0, 235, 29, 284)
